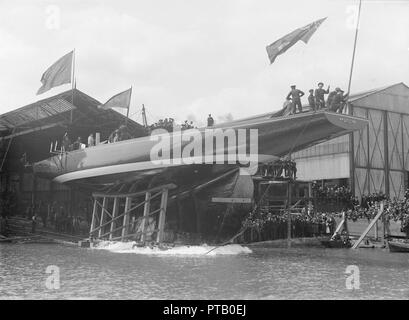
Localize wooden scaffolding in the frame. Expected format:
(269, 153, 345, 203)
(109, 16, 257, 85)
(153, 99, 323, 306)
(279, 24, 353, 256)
(89, 183, 176, 244)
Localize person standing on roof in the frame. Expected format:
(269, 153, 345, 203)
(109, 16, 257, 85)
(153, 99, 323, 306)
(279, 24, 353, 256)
(282, 98, 294, 116)
(62, 132, 71, 152)
(308, 89, 316, 111)
(73, 137, 82, 150)
(326, 88, 338, 109)
(286, 85, 305, 113)
(87, 133, 95, 147)
(330, 88, 349, 113)
(207, 114, 214, 127)
(315, 82, 330, 110)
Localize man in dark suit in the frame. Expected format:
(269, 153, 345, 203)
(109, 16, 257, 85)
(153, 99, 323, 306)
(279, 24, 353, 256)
(286, 85, 305, 113)
(315, 82, 330, 110)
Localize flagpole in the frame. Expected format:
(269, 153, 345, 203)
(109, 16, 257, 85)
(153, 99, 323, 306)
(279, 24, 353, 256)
(70, 48, 76, 123)
(126, 86, 132, 125)
(346, 0, 362, 98)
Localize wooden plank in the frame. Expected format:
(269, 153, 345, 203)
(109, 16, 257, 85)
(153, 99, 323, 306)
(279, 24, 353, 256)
(98, 197, 107, 239)
(330, 212, 345, 240)
(211, 197, 252, 203)
(156, 188, 168, 243)
(0, 122, 65, 141)
(95, 199, 113, 219)
(121, 197, 131, 240)
(352, 202, 384, 249)
(140, 192, 151, 243)
(109, 198, 119, 240)
(92, 183, 176, 198)
(90, 197, 98, 235)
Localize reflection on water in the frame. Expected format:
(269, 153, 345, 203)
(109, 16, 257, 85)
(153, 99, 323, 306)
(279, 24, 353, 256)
(0, 243, 408, 299)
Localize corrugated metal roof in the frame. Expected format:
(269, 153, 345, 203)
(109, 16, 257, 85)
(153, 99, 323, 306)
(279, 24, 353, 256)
(0, 98, 75, 131)
(348, 83, 407, 102)
(0, 88, 145, 139)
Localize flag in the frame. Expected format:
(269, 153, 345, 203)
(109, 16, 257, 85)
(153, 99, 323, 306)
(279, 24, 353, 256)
(37, 51, 73, 95)
(266, 17, 327, 64)
(99, 88, 132, 110)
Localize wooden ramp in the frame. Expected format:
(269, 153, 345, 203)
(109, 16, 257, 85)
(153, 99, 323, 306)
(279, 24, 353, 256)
(89, 183, 176, 244)
(352, 202, 384, 249)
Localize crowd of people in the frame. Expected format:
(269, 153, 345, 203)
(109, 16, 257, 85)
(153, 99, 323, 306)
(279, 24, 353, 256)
(107, 124, 133, 143)
(312, 183, 358, 210)
(241, 208, 337, 242)
(60, 124, 134, 152)
(259, 160, 297, 180)
(284, 82, 349, 115)
(240, 183, 409, 242)
(27, 201, 90, 236)
(148, 118, 195, 132)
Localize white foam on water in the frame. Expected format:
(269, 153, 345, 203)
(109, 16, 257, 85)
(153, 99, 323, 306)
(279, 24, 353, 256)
(94, 241, 252, 256)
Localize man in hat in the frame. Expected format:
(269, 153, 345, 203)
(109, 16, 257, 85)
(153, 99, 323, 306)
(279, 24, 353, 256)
(330, 88, 349, 113)
(207, 114, 214, 127)
(327, 88, 338, 109)
(314, 82, 330, 110)
(308, 89, 316, 111)
(286, 85, 305, 113)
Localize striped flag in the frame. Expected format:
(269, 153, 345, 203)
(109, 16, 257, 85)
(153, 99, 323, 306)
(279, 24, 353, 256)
(99, 87, 132, 110)
(266, 17, 327, 64)
(37, 51, 73, 95)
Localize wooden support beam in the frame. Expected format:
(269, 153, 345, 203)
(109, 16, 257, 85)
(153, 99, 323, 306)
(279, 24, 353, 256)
(92, 183, 176, 198)
(141, 192, 151, 243)
(90, 197, 98, 235)
(95, 199, 113, 219)
(0, 122, 65, 141)
(121, 197, 131, 240)
(331, 212, 345, 240)
(352, 202, 384, 249)
(109, 197, 119, 240)
(156, 188, 169, 243)
(287, 182, 292, 247)
(98, 197, 107, 239)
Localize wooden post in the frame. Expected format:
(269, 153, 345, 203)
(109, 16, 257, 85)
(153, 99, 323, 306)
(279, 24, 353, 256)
(287, 181, 292, 248)
(381, 214, 385, 246)
(98, 197, 107, 239)
(156, 188, 169, 243)
(140, 192, 151, 243)
(90, 198, 98, 236)
(308, 182, 313, 215)
(109, 197, 119, 240)
(374, 221, 379, 241)
(352, 201, 384, 249)
(121, 197, 131, 240)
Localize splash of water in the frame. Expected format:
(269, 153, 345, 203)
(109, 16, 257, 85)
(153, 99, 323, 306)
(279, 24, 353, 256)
(94, 241, 252, 256)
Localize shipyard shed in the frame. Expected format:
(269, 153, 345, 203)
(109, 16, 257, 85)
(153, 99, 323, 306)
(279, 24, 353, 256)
(0, 88, 145, 217)
(293, 82, 409, 200)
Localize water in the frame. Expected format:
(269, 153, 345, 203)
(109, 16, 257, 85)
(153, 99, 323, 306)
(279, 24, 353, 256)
(1, 242, 408, 299)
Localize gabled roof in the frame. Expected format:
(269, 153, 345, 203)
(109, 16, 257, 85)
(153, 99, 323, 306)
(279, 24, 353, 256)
(348, 82, 409, 101)
(348, 82, 409, 114)
(0, 93, 76, 131)
(0, 88, 144, 136)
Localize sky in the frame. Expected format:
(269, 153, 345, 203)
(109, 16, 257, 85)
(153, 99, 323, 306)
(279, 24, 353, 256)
(0, 0, 408, 126)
